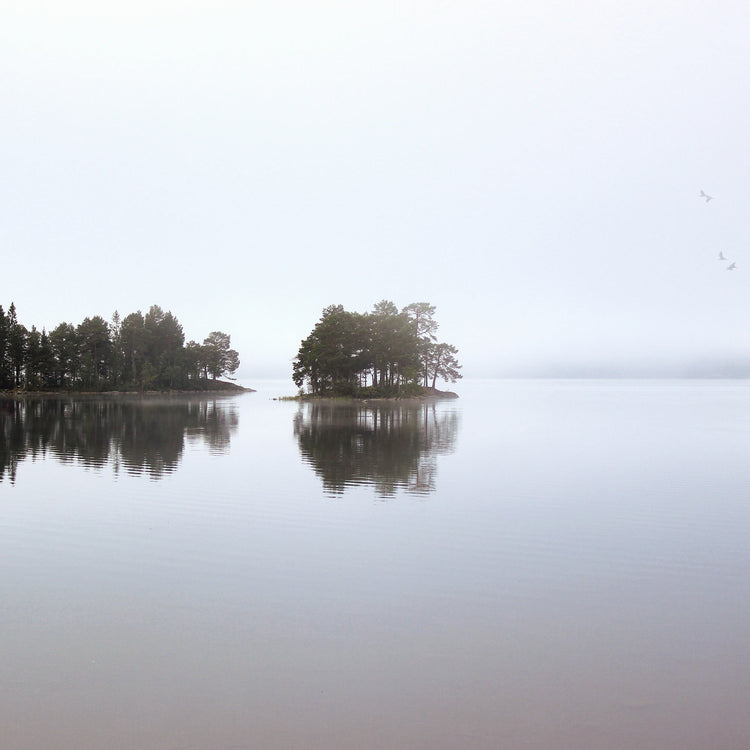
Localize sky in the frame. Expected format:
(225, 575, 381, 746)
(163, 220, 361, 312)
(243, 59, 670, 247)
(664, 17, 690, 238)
(3, 0, 750, 380)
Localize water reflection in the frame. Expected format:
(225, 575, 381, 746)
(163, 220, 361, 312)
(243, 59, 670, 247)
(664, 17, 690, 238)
(0, 396, 239, 483)
(294, 402, 460, 497)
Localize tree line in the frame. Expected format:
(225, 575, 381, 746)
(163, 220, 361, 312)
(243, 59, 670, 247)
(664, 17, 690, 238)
(292, 301, 462, 396)
(0, 302, 240, 391)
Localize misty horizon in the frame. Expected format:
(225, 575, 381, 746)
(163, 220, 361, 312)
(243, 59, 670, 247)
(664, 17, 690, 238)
(3, 2, 749, 382)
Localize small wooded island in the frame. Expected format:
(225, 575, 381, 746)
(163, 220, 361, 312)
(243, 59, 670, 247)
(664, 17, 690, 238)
(0, 303, 244, 393)
(291, 301, 461, 399)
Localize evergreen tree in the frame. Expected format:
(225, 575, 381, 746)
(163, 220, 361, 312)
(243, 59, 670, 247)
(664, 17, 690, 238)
(293, 305, 365, 394)
(184, 340, 205, 381)
(202, 331, 240, 380)
(109, 311, 124, 387)
(38, 330, 56, 388)
(49, 322, 79, 387)
(144, 306, 185, 388)
(424, 342, 462, 388)
(7, 304, 28, 388)
(368, 301, 419, 387)
(24, 326, 43, 389)
(77, 316, 112, 388)
(0, 305, 10, 389)
(120, 311, 146, 387)
(402, 302, 439, 386)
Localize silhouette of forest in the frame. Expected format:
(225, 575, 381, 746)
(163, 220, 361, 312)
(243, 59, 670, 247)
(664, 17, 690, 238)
(0, 302, 240, 391)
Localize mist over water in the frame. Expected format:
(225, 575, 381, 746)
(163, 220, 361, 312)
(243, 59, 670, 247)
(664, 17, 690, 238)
(2, 379, 750, 750)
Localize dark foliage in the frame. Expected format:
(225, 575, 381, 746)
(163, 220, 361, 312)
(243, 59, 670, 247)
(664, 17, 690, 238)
(293, 300, 462, 395)
(0, 303, 240, 392)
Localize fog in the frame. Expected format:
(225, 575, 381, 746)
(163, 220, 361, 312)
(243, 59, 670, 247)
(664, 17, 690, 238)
(2, 1, 749, 379)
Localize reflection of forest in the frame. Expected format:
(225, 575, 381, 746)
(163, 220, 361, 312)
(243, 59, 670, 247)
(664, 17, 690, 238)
(294, 402, 459, 497)
(0, 396, 239, 484)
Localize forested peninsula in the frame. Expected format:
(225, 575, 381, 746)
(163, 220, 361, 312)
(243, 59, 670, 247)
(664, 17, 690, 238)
(292, 301, 462, 399)
(0, 303, 243, 393)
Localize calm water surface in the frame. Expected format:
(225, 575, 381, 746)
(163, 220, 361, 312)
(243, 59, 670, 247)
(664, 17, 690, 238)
(2, 379, 750, 749)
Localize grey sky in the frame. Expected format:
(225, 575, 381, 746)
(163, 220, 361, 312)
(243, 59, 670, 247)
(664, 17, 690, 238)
(3, 1, 749, 379)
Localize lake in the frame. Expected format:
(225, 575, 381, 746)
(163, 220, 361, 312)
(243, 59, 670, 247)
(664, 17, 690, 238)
(2, 379, 750, 750)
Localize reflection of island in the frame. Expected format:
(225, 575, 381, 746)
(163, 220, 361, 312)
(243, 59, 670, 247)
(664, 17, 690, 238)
(0, 396, 239, 484)
(294, 402, 460, 497)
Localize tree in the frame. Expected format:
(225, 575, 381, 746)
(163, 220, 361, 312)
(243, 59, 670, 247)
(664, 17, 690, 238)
(144, 305, 185, 387)
(293, 305, 367, 394)
(119, 311, 146, 387)
(402, 302, 439, 386)
(24, 326, 56, 390)
(7, 304, 28, 388)
(24, 326, 46, 389)
(202, 331, 240, 380)
(49, 322, 79, 387)
(424, 342, 462, 388)
(77, 315, 112, 388)
(38, 329, 56, 388)
(402, 302, 438, 340)
(0, 305, 10, 389)
(183, 340, 205, 381)
(369, 301, 419, 387)
(109, 311, 123, 387)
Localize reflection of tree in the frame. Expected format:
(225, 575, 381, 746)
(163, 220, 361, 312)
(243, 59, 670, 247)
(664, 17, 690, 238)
(294, 402, 459, 497)
(0, 396, 239, 483)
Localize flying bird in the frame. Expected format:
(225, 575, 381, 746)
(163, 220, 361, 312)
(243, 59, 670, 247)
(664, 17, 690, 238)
(718, 252, 727, 260)
(699, 190, 713, 202)
(727, 262, 737, 270)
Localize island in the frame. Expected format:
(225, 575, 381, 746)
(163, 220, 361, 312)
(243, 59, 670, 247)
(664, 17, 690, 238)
(290, 300, 462, 400)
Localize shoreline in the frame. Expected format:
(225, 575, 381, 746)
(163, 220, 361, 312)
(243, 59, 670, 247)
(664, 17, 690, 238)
(275, 387, 458, 403)
(0, 381, 254, 398)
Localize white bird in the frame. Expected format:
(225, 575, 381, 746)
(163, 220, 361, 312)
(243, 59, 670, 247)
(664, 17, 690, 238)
(718, 252, 727, 260)
(727, 262, 737, 270)
(700, 190, 713, 202)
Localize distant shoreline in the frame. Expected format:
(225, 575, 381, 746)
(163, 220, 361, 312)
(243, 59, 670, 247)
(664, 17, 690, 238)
(0, 381, 254, 398)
